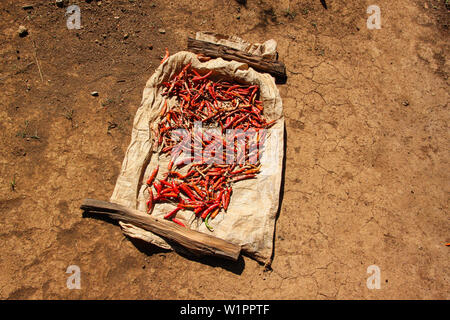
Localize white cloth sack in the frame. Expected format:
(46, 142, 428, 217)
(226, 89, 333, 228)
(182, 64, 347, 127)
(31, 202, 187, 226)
(110, 51, 284, 264)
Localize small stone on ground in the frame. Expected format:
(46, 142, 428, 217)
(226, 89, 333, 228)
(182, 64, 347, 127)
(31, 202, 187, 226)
(18, 26, 28, 37)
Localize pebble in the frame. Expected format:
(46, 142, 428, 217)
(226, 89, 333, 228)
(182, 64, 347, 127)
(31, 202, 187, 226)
(18, 25, 28, 37)
(158, 28, 166, 34)
(90, 91, 99, 97)
(22, 5, 34, 10)
(55, 0, 67, 8)
(123, 33, 129, 39)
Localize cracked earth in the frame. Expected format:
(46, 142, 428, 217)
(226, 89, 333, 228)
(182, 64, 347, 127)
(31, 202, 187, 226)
(0, 0, 448, 299)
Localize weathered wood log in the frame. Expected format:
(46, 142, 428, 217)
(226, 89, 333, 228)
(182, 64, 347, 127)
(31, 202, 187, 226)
(187, 37, 287, 84)
(80, 199, 241, 261)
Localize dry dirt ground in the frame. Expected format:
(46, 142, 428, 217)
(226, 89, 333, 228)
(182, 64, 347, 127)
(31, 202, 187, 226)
(0, 0, 448, 299)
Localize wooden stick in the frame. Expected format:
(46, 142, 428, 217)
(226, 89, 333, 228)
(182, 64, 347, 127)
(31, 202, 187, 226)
(80, 199, 241, 261)
(187, 37, 287, 83)
(31, 39, 44, 83)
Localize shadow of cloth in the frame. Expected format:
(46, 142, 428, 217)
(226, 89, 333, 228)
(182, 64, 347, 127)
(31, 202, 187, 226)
(265, 121, 287, 271)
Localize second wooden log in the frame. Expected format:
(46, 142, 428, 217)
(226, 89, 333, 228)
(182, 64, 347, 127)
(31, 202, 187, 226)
(187, 37, 287, 83)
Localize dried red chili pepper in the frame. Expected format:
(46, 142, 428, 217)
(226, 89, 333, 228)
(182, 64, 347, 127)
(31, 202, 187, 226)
(172, 218, 186, 227)
(146, 165, 159, 187)
(160, 48, 169, 64)
(146, 191, 154, 214)
(201, 203, 220, 220)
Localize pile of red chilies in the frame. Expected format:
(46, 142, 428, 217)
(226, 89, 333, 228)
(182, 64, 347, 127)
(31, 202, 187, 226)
(145, 62, 275, 231)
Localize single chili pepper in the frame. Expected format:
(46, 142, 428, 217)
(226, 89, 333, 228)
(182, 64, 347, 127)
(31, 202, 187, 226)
(192, 70, 212, 81)
(232, 174, 256, 182)
(164, 206, 181, 219)
(161, 145, 174, 153)
(167, 171, 184, 179)
(194, 206, 204, 216)
(201, 203, 219, 219)
(221, 189, 227, 209)
(208, 85, 216, 100)
(243, 167, 261, 175)
(183, 81, 192, 95)
(179, 62, 192, 79)
(231, 166, 248, 175)
(191, 184, 205, 198)
(172, 218, 186, 227)
(204, 212, 214, 232)
(213, 176, 226, 190)
(233, 114, 248, 127)
(181, 169, 195, 179)
(160, 179, 173, 188)
(250, 118, 262, 128)
(214, 189, 224, 204)
(179, 203, 200, 209)
(146, 166, 159, 186)
(146, 191, 154, 214)
(153, 182, 162, 195)
(168, 159, 174, 171)
(171, 181, 180, 194)
(179, 183, 198, 200)
(160, 186, 175, 194)
(263, 119, 277, 128)
(160, 192, 179, 198)
(191, 69, 201, 77)
(226, 84, 241, 93)
(224, 187, 231, 210)
(160, 48, 169, 64)
(210, 206, 220, 219)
